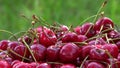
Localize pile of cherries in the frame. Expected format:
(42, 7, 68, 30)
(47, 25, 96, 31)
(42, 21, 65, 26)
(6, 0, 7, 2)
(0, 16, 120, 68)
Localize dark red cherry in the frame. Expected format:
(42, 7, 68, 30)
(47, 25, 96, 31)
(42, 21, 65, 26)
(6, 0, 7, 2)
(30, 44, 46, 61)
(7, 41, 19, 50)
(88, 38, 106, 45)
(60, 64, 76, 68)
(0, 40, 10, 50)
(18, 36, 32, 45)
(0, 60, 11, 68)
(94, 17, 114, 33)
(37, 63, 51, 68)
(13, 62, 30, 68)
(81, 45, 95, 59)
(102, 44, 119, 58)
(13, 45, 29, 61)
(38, 27, 57, 47)
(77, 35, 88, 42)
(89, 48, 108, 61)
(59, 43, 79, 63)
(74, 26, 81, 35)
(46, 45, 60, 61)
(62, 32, 78, 43)
(86, 62, 105, 68)
(80, 23, 96, 38)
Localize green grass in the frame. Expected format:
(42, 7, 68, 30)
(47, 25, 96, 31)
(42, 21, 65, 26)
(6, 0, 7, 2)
(0, 0, 120, 40)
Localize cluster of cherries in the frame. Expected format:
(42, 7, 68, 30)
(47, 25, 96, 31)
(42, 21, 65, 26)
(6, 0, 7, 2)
(0, 16, 120, 68)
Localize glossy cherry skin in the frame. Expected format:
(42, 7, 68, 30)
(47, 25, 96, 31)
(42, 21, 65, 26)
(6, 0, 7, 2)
(38, 27, 57, 47)
(60, 25, 69, 31)
(62, 32, 78, 43)
(108, 30, 120, 43)
(30, 44, 46, 61)
(59, 43, 79, 63)
(88, 38, 106, 45)
(80, 23, 96, 38)
(0, 40, 10, 50)
(13, 45, 29, 61)
(94, 17, 114, 33)
(77, 35, 87, 42)
(60, 64, 76, 68)
(7, 41, 19, 50)
(116, 41, 120, 50)
(81, 45, 95, 59)
(74, 26, 81, 35)
(37, 63, 51, 68)
(46, 45, 60, 61)
(86, 62, 105, 68)
(0, 60, 11, 68)
(107, 58, 120, 68)
(18, 36, 32, 45)
(12, 62, 30, 68)
(102, 44, 119, 58)
(89, 48, 108, 61)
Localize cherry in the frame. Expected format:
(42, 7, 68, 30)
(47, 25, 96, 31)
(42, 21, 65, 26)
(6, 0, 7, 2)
(116, 41, 120, 50)
(60, 25, 69, 31)
(108, 30, 120, 43)
(74, 26, 81, 35)
(94, 17, 114, 33)
(52, 64, 62, 68)
(89, 48, 108, 61)
(13, 62, 30, 68)
(36, 63, 51, 68)
(60, 64, 76, 68)
(59, 43, 79, 63)
(80, 23, 96, 38)
(29, 62, 38, 68)
(102, 44, 119, 58)
(62, 32, 78, 43)
(18, 36, 32, 45)
(46, 45, 60, 61)
(77, 35, 88, 42)
(86, 61, 105, 68)
(0, 40, 10, 50)
(13, 45, 29, 61)
(107, 58, 120, 68)
(30, 44, 46, 61)
(0, 60, 11, 68)
(11, 60, 20, 67)
(38, 27, 57, 47)
(81, 45, 95, 59)
(88, 38, 106, 45)
(7, 41, 20, 50)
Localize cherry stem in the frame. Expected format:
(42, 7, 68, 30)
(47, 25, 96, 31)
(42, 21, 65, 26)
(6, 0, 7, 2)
(0, 29, 18, 40)
(8, 49, 30, 61)
(8, 31, 26, 40)
(22, 38, 37, 63)
(79, 55, 89, 68)
(93, 0, 108, 23)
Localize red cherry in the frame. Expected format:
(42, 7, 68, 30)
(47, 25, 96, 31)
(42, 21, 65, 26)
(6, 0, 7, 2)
(13, 62, 30, 68)
(94, 17, 114, 33)
(7, 41, 19, 50)
(77, 35, 88, 42)
(89, 48, 108, 61)
(62, 32, 78, 43)
(0, 40, 10, 50)
(37, 63, 51, 68)
(80, 23, 96, 38)
(38, 27, 57, 47)
(102, 44, 119, 58)
(88, 38, 106, 45)
(86, 62, 105, 68)
(60, 25, 69, 31)
(30, 44, 46, 61)
(81, 45, 95, 59)
(18, 36, 32, 45)
(13, 45, 29, 61)
(0, 60, 11, 68)
(46, 45, 60, 61)
(60, 64, 76, 68)
(74, 26, 81, 35)
(59, 43, 79, 63)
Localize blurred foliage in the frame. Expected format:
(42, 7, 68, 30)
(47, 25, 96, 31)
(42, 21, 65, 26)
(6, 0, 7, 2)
(0, 0, 120, 39)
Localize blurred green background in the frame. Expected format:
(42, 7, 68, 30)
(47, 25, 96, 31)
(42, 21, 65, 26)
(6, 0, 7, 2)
(0, 0, 120, 40)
